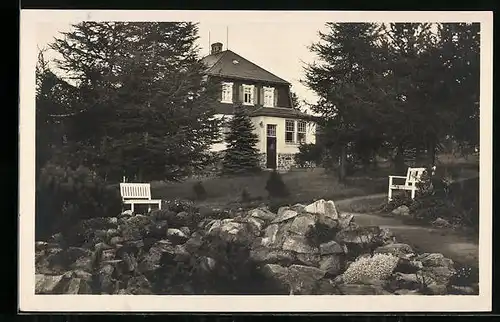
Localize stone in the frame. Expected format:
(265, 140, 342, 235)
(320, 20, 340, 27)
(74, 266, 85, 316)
(390, 272, 421, 290)
(395, 258, 421, 274)
(184, 232, 204, 253)
(249, 208, 276, 222)
(35, 241, 49, 252)
(272, 208, 299, 223)
(319, 255, 343, 276)
(126, 275, 153, 295)
(417, 253, 454, 268)
(282, 235, 319, 254)
(317, 214, 339, 230)
(166, 228, 189, 245)
(120, 252, 138, 272)
(296, 253, 321, 267)
(199, 256, 217, 273)
(261, 264, 290, 291)
(179, 226, 191, 237)
(64, 277, 92, 294)
(260, 224, 280, 247)
(313, 279, 340, 295)
(109, 236, 125, 246)
(108, 217, 118, 225)
(374, 243, 414, 257)
(335, 226, 386, 253)
(449, 285, 477, 295)
(337, 284, 391, 295)
(120, 210, 134, 218)
(305, 199, 339, 219)
(338, 213, 355, 229)
(98, 264, 116, 294)
(391, 205, 410, 216)
(139, 240, 175, 273)
(244, 217, 265, 236)
(35, 274, 65, 294)
(148, 220, 169, 238)
(426, 283, 448, 295)
(250, 247, 296, 266)
(288, 265, 326, 295)
(173, 244, 191, 262)
(432, 217, 452, 228)
(394, 289, 423, 295)
(320, 241, 344, 255)
(101, 249, 116, 261)
(289, 213, 317, 236)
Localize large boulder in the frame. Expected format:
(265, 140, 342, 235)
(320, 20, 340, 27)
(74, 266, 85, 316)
(304, 199, 339, 219)
(35, 272, 92, 294)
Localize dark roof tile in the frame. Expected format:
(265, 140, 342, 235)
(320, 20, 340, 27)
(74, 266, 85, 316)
(201, 50, 290, 85)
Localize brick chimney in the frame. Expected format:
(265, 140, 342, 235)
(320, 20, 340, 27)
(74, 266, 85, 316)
(211, 42, 223, 55)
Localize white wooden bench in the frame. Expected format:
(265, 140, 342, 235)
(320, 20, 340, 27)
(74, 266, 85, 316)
(119, 183, 162, 212)
(387, 167, 428, 202)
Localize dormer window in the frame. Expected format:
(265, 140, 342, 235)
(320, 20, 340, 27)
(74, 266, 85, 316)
(263, 86, 274, 107)
(221, 82, 233, 103)
(242, 84, 255, 105)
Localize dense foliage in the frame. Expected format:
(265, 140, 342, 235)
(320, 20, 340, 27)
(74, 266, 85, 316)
(303, 23, 480, 177)
(35, 163, 122, 240)
(37, 22, 222, 182)
(265, 170, 290, 198)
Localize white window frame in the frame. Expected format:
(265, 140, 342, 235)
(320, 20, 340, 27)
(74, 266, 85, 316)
(285, 119, 296, 144)
(243, 84, 255, 106)
(267, 124, 277, 137)
(263, 86, 274, 107)
(297, 121, 307, 144)
(221, 82, 233, 103)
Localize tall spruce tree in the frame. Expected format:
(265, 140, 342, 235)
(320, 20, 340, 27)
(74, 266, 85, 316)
(46, 22, 221, 181)
(303, 23, 385, 180)
(222, 106, 261, 174)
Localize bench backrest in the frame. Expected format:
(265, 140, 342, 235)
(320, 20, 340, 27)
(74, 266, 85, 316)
(405, 167, 426, 187)
(120, 183, 152, 200)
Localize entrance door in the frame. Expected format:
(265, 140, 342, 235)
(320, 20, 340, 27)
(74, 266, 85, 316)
(266, 124, 277, 169)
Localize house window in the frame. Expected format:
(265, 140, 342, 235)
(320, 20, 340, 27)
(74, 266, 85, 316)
(263, 86, 274, 107)
(267, 124, 276, 137)
(297, 121, 307, 144)
(285, 120, 295, 144)
(221, 82, 233, 103)
(243, 84, 254, 105)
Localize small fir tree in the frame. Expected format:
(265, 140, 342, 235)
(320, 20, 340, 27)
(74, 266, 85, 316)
(222, 106, 261, 174)
(265, 170, 289, 198)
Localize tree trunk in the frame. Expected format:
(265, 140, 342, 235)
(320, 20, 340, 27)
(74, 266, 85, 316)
(394, 143, 406, 173)
(339, 145, 347, 182)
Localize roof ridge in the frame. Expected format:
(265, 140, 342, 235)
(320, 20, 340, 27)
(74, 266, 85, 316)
(227, 50, 290, 85)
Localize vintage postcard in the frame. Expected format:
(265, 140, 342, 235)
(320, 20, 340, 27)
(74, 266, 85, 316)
(19, 10, 493, 312)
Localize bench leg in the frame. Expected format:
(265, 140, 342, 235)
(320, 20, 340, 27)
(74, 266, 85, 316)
(148, 205, 152, 213)
(388, 186, 392, 203)
(131, 203, 134, 213)
(411, 188, 416, 200)
(158, 202, 162, 210)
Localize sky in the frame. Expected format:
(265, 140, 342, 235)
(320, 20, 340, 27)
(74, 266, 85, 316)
(36, 21, 328, 106)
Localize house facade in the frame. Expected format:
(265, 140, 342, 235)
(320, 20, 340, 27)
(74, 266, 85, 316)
(202, 42, 316, 171)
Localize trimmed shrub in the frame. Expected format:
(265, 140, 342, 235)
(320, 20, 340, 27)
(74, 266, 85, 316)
(294, 143, 323, 167)
(265, 170, 289, 198)
(192, 181, 207, 200)
(35, 163, 121, 242)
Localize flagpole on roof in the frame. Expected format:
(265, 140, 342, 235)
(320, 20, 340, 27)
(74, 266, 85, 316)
(208, 31, 211, 55)
(226, 26, 229, 50)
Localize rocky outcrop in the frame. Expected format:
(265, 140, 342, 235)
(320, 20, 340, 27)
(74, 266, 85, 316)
(35, 198, 474, 295)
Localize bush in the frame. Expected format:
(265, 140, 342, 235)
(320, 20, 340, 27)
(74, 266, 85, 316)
(294, 143, 324, 167)
(241, 188, 251, 203)
(35, 163, 122, 241)
(265, 170, 289, 199)
(192, 181, 207, 200)
(342, 253, 399, 284)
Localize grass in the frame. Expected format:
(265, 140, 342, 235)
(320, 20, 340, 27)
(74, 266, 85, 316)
(151, 167, 388, 209)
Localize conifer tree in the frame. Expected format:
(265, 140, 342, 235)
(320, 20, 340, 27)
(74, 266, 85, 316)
(222, 106, 261, 174)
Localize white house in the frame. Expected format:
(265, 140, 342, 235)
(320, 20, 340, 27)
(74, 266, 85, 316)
(202, 42, 317, 171)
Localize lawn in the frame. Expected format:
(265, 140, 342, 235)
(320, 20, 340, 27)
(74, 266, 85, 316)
(151, 167, 388, 209)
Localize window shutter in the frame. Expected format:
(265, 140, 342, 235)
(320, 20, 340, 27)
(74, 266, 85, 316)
(253, 86, 258, 105)
(274, 88, 278, 107)
(239, 84, 244, 103)
(259, 86, 264, 106)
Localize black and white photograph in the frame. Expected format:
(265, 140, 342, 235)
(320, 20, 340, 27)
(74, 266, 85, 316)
(19, 10, 492, 312)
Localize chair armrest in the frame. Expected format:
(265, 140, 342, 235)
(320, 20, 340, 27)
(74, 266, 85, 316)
(389, 175, 407, 185)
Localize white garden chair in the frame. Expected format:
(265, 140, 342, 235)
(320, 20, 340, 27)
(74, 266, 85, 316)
(387, 167, 432, 202)
(119, 182, 162, 212)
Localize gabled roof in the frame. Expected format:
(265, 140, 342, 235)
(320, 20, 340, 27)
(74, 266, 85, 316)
(201, 50, 290, 85)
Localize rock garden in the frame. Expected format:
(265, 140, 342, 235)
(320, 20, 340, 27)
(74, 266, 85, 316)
(35, 199, 478, 296)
